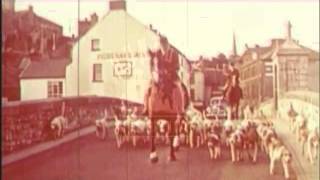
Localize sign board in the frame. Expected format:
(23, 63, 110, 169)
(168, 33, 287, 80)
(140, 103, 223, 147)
(113, 61, 132, 78)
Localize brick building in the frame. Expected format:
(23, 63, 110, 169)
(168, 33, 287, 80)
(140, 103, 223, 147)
(78, 13, 99, 38)
(2, 1, 73, 101)
(237, 22, 319, 106)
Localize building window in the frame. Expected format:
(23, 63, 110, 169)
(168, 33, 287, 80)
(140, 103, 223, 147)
(48, 81, 63, 98)
(91, 39, 100, 51)
(93, 64, 102, 82)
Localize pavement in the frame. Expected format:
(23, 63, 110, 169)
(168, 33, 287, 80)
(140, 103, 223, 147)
(2, 126, 96, 166)
(272, 117, 320, 180)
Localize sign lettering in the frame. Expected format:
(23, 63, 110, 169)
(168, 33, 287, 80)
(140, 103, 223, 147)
(97, 52, 146, 60)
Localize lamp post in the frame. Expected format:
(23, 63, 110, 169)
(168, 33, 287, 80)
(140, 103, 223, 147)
(274, 64, 278, 111)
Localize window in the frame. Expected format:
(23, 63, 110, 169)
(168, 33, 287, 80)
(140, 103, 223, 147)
(93, 64, 102, 82)
(48, 81, 63, 98)
(91, 39, 100, 51)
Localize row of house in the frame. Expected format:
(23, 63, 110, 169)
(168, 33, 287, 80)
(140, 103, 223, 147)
(237, 22, 319, 107)
(4, 0, 318, 110)
(2, 0, 74, 101)
(18, 0, 192, 104)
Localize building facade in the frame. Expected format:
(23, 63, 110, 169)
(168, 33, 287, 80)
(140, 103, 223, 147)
(65, 0, 191, 104)
(190, 69, 205, 107)
(19, 59, 69, 100)
(3, 2, 72, 101)
(190, 56, 229, 107)
(238, 22, 319, 106)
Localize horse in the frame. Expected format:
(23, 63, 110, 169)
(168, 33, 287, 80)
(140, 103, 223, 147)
(147, 49, 189, 163)
(224, 75, 243, 120)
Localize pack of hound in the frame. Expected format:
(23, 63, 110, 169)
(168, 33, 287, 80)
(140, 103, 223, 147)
(91, 103, 319, 179)
(287, 105, 319, 165)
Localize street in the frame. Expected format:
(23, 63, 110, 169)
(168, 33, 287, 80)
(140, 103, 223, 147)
(2, 133, 297, 180)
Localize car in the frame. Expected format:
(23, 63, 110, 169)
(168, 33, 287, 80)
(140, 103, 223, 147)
(205, 96, 227, 120)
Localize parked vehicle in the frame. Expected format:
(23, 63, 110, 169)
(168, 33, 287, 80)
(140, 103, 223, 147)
(205, 96, 227, 120)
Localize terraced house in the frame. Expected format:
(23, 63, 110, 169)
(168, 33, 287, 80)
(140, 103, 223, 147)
(238, 22, 319, 106)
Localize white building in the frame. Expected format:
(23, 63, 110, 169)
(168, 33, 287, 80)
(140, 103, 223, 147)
(19, 0, 191, 103)
(190, 69, 205, 107)
(19, 59, 69, 100)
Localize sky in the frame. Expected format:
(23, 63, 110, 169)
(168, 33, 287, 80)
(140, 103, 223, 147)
(15, 0, 319, 60)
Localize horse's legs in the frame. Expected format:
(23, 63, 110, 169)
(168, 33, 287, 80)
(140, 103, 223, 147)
(168, 117, 176, 160)
(150, 117, 159, 163)
(235, 102, 239, 120)
(227, 105, 232, 121)
(150, 118, 156, 153)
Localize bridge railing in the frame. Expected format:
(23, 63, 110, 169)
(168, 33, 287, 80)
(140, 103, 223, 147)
(1, 96, 142, 155)
(259, 91, 319, 132)
(282, 91, 319, 107)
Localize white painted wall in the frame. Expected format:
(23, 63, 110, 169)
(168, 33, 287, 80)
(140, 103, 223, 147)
(20, 78, 65, 101)
(66, 10, 190, 103)
(191, 71, 204, 102)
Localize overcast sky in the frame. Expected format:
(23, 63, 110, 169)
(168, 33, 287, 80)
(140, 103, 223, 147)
(15, 0, 319, 59)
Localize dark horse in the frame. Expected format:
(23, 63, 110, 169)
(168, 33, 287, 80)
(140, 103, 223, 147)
(147, 50, 189, 163)
(225, 75, 243, 120)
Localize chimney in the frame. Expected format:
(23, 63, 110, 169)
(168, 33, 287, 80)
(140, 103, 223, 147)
(71, 34, 76, 42)
(255, 44, 259, 48)
(286, 21, 292, 40)
(91, 13, 98, 25)
(149, 24, 153, 30)
(28, 5, 33, 12)
(109, 0, 126, 11)
(245, 44, 249, 49)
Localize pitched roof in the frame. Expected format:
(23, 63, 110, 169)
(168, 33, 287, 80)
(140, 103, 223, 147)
(19, 59, 70, 79)
(15, 10, 62, 29)
(299, 45, 319, 61)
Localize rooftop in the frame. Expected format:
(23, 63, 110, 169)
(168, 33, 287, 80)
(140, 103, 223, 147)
(19, 58, 70, 79)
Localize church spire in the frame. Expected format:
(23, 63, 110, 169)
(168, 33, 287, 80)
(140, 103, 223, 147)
(232, 31, 237, 56)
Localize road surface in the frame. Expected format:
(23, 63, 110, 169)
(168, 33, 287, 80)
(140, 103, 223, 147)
(2, 133, 297, 180)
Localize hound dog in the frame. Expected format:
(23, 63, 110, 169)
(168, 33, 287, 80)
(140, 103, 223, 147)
(95, 117, 108, 140)
(257, 124, 277, 154)
(223, 119, 235, 147)
(50, 116, 68, 139)
(202, 115, 214, 143)
(229, 129, 244, 163)
(156, 119, 170, 144)
(114, 116, 129, 148)
(130, 119, 148, 147)
(268, 137, 292, 179)
(188, 115, 204, 148)
(307, 128, 319, 164)
(240, 121, 259, 162)
(207, 120, 223, 160)
(176, 118, 189, 146)
(287, 108, 298, 132)
(295, 115, 308, 142)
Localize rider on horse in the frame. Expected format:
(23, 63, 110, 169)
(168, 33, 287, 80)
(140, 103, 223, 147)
(142, 36, 185, 116)
(223, 62, 242, 120)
